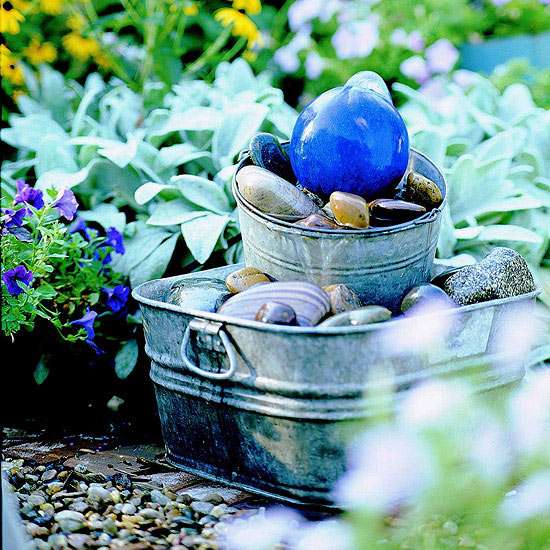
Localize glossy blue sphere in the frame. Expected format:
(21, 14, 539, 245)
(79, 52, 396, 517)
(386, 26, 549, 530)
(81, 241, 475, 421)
(289, 73, 409, 198)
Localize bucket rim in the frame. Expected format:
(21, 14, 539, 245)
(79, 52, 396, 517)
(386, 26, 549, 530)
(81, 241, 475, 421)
(132, 272, 540, 336)
(232, 147, 447, 237)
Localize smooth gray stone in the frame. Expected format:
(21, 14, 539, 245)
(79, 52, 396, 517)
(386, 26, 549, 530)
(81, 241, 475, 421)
(168, 278, 230, 312)
(236, 165, 320, 220)
(319, 305, 392, 327)
(443, 247, 536, 306)
(219, 281, 330, 326)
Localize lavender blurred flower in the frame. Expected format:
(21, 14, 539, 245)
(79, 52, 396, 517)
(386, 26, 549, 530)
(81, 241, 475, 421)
(400, 55, 431, 84)
(408, 30, 425, 52)
(71, 308, 98, 340)
(390, 28, 408, 47)
(221, 507, 302, 550)
(333, 426, 434, 512)
(508, 369, 550, 454)
(293, 519, 354, 550)
(14, 180, 44, 210)
(105, 227, 125, 254)
(2, 265, 33, 296)
(425, 39, 459, 74)
(274, 30, 311, 73)
(287, 0, 339, 32)
(1, 208, 26, 234)
(491, 0, 511, 5)
(332, 19, 379, 59)
(469, 421, 512, 483)
(103, 285, 130, 313)
(53, 188, 78, 221)
(305, 51, 325, 79)
(499, 471, 550, 524)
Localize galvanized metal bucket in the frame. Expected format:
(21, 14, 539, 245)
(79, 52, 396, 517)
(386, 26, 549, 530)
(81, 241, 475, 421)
(133, 264, 538, 507)
(233, 147, 447, 312)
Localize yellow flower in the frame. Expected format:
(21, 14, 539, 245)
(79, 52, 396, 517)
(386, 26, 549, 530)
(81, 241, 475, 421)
(0, 45, 25, 85)
(11, 0, 31, 12)
(242, 49, 257, 62)
(62, 32, 100, 62)
(215, 8, 261, 48)
(93, 50, 110, 69)
(0, 1, 25, 34)
(66, 12, 85, 31)
(23, 36, 57, 65)
(40, 0, 63, 15)
(232, 0, 261, 16)
(183, 2, 198, 16)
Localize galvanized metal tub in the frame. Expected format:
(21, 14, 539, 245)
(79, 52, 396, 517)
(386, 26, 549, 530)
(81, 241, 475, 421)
(233, 147, 446, 312)
(133, 264, 538, 507)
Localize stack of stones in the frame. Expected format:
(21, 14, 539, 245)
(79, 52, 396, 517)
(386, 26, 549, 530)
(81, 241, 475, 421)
(169, 247, 536, 328)
(2, 459, 258, 550)
(236, 133, 444, 230)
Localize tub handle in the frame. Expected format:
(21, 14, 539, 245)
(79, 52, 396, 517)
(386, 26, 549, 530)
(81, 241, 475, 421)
(180, 320, 238, 380)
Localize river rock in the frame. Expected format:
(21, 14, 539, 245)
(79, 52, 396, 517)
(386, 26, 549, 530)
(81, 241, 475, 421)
(225, 267, 270, 293)
(320, 305, 392, 327)
(404, 171, 443, 208)
(329, 191, 369, 228)
(249, 133, 296, 182)
(369, 198, 426, 225)
(431, 266, 462, 288)
(219, 281, 330, 326)
(255, 302, 298, 326)
(54, 510, 86, 532)
(294, 213, 341, 230)
(295, 182, 325, 208)
(401, 284, 453, 313)
(168, 278, 231, 312)
(442, 247, 536, 306)
(236, 165, 320, 220)
(323, 284, 363, 314)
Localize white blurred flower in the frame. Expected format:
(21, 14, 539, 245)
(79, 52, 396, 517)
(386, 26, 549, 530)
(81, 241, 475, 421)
(287, 0, 340, 32)
(101, 32, 117, 45)
(274, 29, 311, 73)
(390, 28, 408, 47)
(499, 471, 550, 524)
(333, 427, 434, 512)
(419, 79, 456, 117)
(469, 421, 512, 484)
(221, 507, 302, 550)
(292, 519, 355, 550)
(400, 55, 431, 84)
(332, 19, 379, 59)
(380, 299, 456, 356)
(491, 0, 512, 5)
(305, 51, 325, 79)
(425, 39, 459, 74)
(508, 369, 550, 454)
(408, 30, 425, 52)
(399, 380, 472, 429)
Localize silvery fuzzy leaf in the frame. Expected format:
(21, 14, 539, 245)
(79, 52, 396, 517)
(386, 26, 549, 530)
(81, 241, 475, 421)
(79, 203, 126, 232)
(497, 83, 536, 125)
(212, 103, 269, 168)
(436, 205, 457, 259)
(2, 114, 67, 151)
(180, 213, 230, 264)
(214, 58, 257, 97)
(473, 127, 527, 164)
(129, 233, 179, 287)
(146, 200, 202, 226)
(411, 129, 447, 169)
(134, 182, 175, 205)
(170, 174, 231, 213)
(71, 73, 105, 137)
(36, 161, 98, 190)
(39, 65, 69, 125)
(455, 224, 544, 245)
(35, 134, 78, 177)
(162, 107, 223, 134)
(156, 143, 213, 169)
(266, 102, 299, 140)
(115, 339, 139, 379)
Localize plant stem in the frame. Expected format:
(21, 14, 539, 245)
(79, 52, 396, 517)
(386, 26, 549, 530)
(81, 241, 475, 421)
(140, 0, 159, 87)
(183, 27, 231, 78)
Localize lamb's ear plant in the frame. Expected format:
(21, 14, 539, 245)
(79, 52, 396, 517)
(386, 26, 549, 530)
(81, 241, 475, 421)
(1, 181, 139, 383)
(1, 59, 297, 288)
(395, 72, 550, 307)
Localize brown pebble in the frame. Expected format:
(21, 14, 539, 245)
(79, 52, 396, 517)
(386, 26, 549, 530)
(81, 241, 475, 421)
(329, 191, 369, 228)
(369, 198, 426, 225)
(225, 267, 270, 293)
(404, 171, 443, 208)
(323, 284, 363, 315)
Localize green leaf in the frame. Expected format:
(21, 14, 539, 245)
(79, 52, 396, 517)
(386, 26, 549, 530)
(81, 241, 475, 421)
(129, 233, 179, 287)
(33, 357, 50, 385)
(170, 175, 230, 213)
(135, 182, 173, 205)
(115, 339, 139, 379)
(181, 214, 230, 264)
(162, 107, 223, 133)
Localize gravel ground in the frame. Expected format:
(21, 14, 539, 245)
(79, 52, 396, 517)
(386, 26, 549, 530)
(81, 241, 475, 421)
(2, 458, 261, 549)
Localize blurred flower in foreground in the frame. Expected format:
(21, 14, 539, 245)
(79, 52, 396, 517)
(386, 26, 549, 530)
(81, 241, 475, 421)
(221, 507, 302, 550)
(333, 426, 434, 512)
(332, 19, 379, 59)
(499, 471, 550, 523)
(292, 519, 354, 550)
(508, 369, 550, 454)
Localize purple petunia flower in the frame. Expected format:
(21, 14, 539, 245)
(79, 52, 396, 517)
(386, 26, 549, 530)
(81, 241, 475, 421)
(105, 227, 125, 255)
(53, 188, 78, 221)
(1, 208, 26, 234)
(70, 307, 98, 340)
(69, 219, 92, 241)
(2, 265, 33, 296)
(14, 180, 44, 210)
(102, 285, 130, 313)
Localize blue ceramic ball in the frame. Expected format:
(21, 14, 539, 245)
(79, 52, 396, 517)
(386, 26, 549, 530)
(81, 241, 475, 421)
(289, 72, 409, 198)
